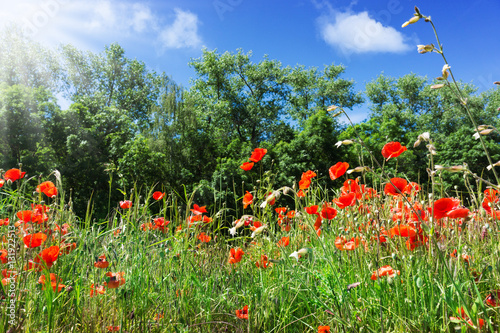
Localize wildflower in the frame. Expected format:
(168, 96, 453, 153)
(190, 204, 207, 215)
(446, 208, 470, 219)
(297, 189, 306, 197)
(334, 192, 356, 209)
(0, 179, 4, 188)
(384, 178, 408, 196)
(432, 198, 460, 219)
(90, 283, 106, 297)
(255, 255, 271, 269)
(23, 233, 47, 248)
(0, 218, 9, 226)
(4, 168, 26, 182)
(30, 245, 60, 270)
(318, 326, 331, 333)
(277, 237, 290, 247)
(417, 44, 434, 54)
(94, 255, 110, 269)
(485, 290, 500, 307)
(403, 182, 420, 194)
(38, 273, 65, 292)
(401, 15, 420, 28)
(0, 249, 7, 264)
(413, 132, 430, 147)
(36, 181, 58, 198)
(347, 166, 370, 174)
(335, 236, 359, 251)
(335, 140, 353, 148)
(487, 160, 500, 171)
(152, 191, 165, 200)
(119, 200, 132, 209)
(249, 148, 267, 162)
(389, 225, 417, 238)
(229, 218, 246, 236)
(107, 326, 120, 332)
(152, 217, 170, 232)
(240, 161, 254, 171)
(229, 248, 244, 264)
(329, 162, 349, 180)
(105, 272, 126, 289)
(235, 305, 249, 319)
(449, 307, 485, 329)
(198, 232, 211, 243)
(251, 224, 267, 238)
(289, 247, 312, 262)
(321, 203, 337, 220)
(371, 265, 400, 280)
(381, 142, 407, 160)
(243, 191, 253, 209)
(260, 191, 278, 208)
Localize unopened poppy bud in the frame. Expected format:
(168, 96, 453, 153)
(402, 15, 420, 28)
(335, 139, 354, 148)
(327, 105, 338, 112)
(477, 125, 488, 131)
(431, 84, 445, 89)
(417, 44, 434, 54)
(413, 139, 421, 148)
(289, 247, 312, 262)
(480, 129, 494, 135)
(441, 64, 450, 79)
(347, 166, 370, 174)
(494, 81, 500, 85)
(487, 160, 500, 171)
(251, 225, 267, 238)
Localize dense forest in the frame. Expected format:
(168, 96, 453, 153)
(1, 28, 499, 220)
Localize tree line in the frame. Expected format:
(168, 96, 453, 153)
(1, 28, 499, 219)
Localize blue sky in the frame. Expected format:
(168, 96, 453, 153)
(2, 0, 499, 123)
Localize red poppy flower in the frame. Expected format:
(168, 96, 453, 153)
(243, 191, 253, 209)
(198, 232, 211, 243)
(0, 249, 7, 264)
(335, 236, 359, 251)
(403, 182, 420, 194)
(304, 205, 319, 215)
(240, 161, 254, 171)
(302, 170, 317, 180)
(38, 273, 65, 292)
(432, 198, 460, 219)
(36, 181, 58, 198)
(90, 283, 106, 297)
(119, 200, 132, 209)
(446, 208, 470, 219)
(255, 255, 270, 269)
(94, 255, 110, 269)
(371, 265, 400, 280)
(105, 272, 126, 289)
(107, 326, 120, 332)
(296, 189, 306, 197)
(486, 290, 500, 307)
(381, 142, 407, 160)
(318, 326, 331, 333)
(249, 148, 267, 162)
(235, 305, 249, 319)
(4, 168, 26, 182)
(228, 248, 244, 264)
(329, 162, 349, 180)
(384, 178, 408, 196)
(0, 218, 9, 226)
(23, 233, 47, 248)
(277, 237, 290, 247)
(321, 203, 337, 220)
(32, 245, 60, 270)
(389, 225, 417, 238)
(333, 192, 356, 209)
(152, 191, 165, 200)
(190, 204, 207, 215)
(0, 179, 4, 188)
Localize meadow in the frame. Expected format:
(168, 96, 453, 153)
(1, 7, 500, 333)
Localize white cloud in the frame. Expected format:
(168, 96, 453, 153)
(0, 1, 202, 51)
(319, 11, 410, 54)
(159, 8, 202, 49)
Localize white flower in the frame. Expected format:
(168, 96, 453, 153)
(251, 225, 267, 238)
